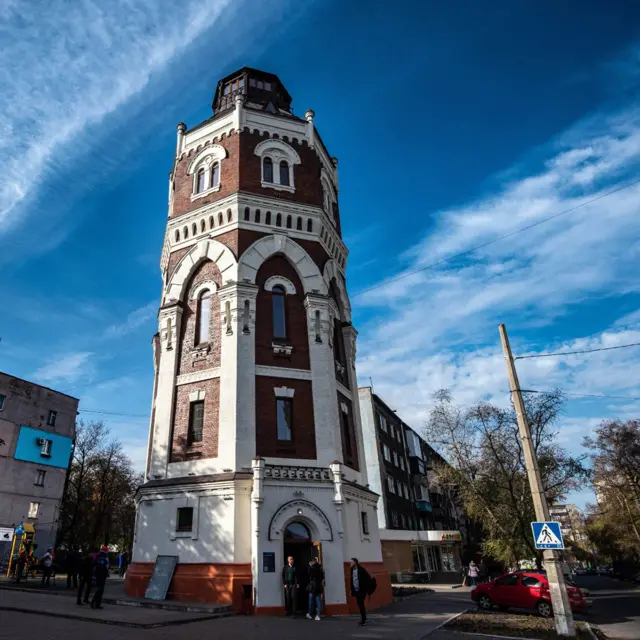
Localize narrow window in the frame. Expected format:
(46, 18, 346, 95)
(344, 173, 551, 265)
(211, 162, 220, 188)
(296, 216, 302, 230)
(196, 290, 212, 345)
(257, 80, 264, 89)
(184, 226, 189, 239)
(392, 512, 399, 528)
(255, 209, 261, 223)
(227, 209, 232, 222)
(187, 400, 204, 445)
(340, 407, 352, 457)
(192, 223, 197, 236)
(263, 157, 273, 183)
(209, 215, 214, 229)
(0, 394, 4, 410)
(265, 81, 272, 91)
(40, 439, 52, 457)
(239, 77, 245, 89)
(243, 300, 250, 334)
(387, 477, 394, 493)
(196, 168, 206, 193)
(218, 212, 223, 226)
(307, 219, 313, 233)
(34, 470, 46, 486)
(272, 285, 286, 339)
(249, 78, 256, 87)
(276, 398, 292, 441)
(47, 410, 57, 426)
(279, 161, 290, 186)
(361, 511, 369, 535)
(265, 211, 271, 225)
(275, 213, 282, 227)
(177, 507, 193, 532)
(225, 300, 232, 335)
(244, 207, 250, 221)
(175, 230, 180, 242)
(28, 502, 40, 519)
(314, 310, 321, 343)
(224, 84, 231, 96)
(200, 219, 205, 233)
(286, 215, 292, 229)
(166, 317, 173, 350)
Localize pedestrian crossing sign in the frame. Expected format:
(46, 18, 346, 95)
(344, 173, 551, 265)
(531, 521, 564, 549)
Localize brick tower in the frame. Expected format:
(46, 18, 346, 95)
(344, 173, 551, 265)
(126, 68, 392, 614)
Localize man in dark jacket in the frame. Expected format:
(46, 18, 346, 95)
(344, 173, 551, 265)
(281, 556, 299, 616)
(77, 549, 94, 605)
(350, 558, 372, 626)
(91, 546, 110, 609)
(66, 546, 80, 589)
(306, 559, 324, 620)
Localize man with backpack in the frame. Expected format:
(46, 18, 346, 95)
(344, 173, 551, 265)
(90, 546, 110, 609)
(350, 558, 376, 627)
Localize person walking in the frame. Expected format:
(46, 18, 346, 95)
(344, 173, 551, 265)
(118, 550, 129, 578)
(66, 546, 80, 589)
(306, 558, 324, 621)
(90, 546, 110, 609)
(41, 548, 53, 587)
(467, 561, 479, 587)
(282, 556, 299, 617)
(350, 558, 372, 627)
(77, 549, 95, 605)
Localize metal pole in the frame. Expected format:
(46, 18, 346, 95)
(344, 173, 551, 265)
(499, 324, 576, 637)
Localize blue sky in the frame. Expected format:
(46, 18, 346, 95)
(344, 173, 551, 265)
(2, 1, 640, 509)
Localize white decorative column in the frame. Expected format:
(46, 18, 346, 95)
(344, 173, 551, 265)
(218, 281, 259, 471)
(176, 122, 186, 156)
(148, 302, 183, 479)
(234, 93, 245, 133)
(304, 109, 315, 149)
(305, 293, 342, 467)
(251, 457, 265, 609)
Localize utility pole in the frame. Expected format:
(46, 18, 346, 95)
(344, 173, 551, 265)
(499, 324, 576, 638)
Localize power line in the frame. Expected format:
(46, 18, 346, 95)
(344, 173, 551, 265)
(353, 177, 640, 298)
(514, 342, 640, 360)
(78, 409, 149, 418)
(520, 390, 640, 401)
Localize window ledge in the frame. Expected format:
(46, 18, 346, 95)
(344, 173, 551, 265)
(170, 530, 194, 540)
(261, 181, 295, 193)
(191, 185, 221, 201)
(272, 342, 293, 356)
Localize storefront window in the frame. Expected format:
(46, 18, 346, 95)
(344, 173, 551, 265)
(440, 545, 458, 572)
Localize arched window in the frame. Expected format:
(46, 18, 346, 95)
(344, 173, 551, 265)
(175, 230, 180, 242)
(209, 215, 214, 229)
(279, 160, 290, 186)
(286, 215, 292, 229)
(255, 209, 261, 223)
(272, 285, 286, 339)
(200, 219, 206, 233)
(196, 168, 206, 193)
(192, 223, 197, 236)
(244, 207, 250, 221)
(263, 157, 273, 183)
(284, 522, 311, 541)
(275, 213, 282, 227)
(265, 211, 271, 225)
(211, 162, 220, 188)
(196, 290, 212, 345)
(227, 209, 232, 222)
(183, 226, 189, 239)
(296, 216, 302, 231)
(307, 219, 313, 233)
(218, 212, 223, 226)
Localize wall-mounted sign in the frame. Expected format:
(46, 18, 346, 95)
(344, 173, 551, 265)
(0, 527, 14, 542)
(425, 530, 462, 542)
(263, 552, 275, 573)
(440, 532, 462, 542)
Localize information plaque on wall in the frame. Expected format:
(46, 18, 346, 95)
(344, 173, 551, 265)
(145, 555, 179, 600)
(263, 552, 275, 573)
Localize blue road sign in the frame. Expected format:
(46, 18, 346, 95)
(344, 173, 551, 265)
(531, 521, 564, 549)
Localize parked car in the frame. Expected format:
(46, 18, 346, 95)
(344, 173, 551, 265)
(471, 572, 592, 618)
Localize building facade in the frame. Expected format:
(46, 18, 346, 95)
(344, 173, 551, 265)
(549, 503, 589, 565)
(126, 68, 392, 613)
(359, 387, 466, 582)
(0, 372, 78, 563)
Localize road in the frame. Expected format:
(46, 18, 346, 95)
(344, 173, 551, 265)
(572, 575, 640, 640)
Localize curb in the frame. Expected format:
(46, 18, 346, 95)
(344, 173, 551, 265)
(421, 609, 467, 638)
(584, 621, 600, 640)
(0, 605, 231, 628)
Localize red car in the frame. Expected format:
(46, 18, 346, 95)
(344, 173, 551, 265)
(471, 572, 591, 618)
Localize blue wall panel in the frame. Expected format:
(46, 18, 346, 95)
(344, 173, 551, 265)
(14, 426, 73, 469)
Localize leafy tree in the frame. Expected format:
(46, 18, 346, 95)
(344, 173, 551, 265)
(424, 389, 587, 568)
(56, 421, 142, 552)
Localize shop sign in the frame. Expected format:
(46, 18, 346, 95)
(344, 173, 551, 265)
(440, 532, 462, 542)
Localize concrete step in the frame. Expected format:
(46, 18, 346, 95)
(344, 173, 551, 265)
(107, 597, 234, 615)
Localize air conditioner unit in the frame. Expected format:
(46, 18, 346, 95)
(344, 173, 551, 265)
(420, 476, 429, 488)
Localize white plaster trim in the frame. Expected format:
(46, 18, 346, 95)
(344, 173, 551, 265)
(190, 280, 218, 300)
(189, 390, 206, 402)
(191, 184, 221, 201)
(336, 381, 352, 400)
(187, 144, 228, 175)
(261, 181, 295, 193)
(182, 112, 235, 155)
(274, 386, 295, 398)
(255, 365, 312, 380)
(176, 367, 221, 386)
(264, 276, 296, 295)
(254, 138, 301, 165)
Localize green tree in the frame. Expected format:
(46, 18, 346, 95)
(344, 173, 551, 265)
(424, 389, 587, 567)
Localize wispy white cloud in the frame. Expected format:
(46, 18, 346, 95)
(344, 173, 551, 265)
(32, 351, 95, 385)
(0, 0, 235, 229)
(103, 301, 157, 339)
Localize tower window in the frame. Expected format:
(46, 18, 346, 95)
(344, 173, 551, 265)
(286, 215, 292, 229)
(279, 161, 290, 186)
(361, 511, 369, 535)
(209, 215, 214, 229)
(276, 398, 292, 441)
(275, 213, 282, 227)
(47, 410, 57, 426)
(177, 507, 193, 532)
(296, 217, 302, 231)
(175, 230, 180, 242)
(272, 285, 287, 339)
(244, 207, 250, 221)
(211, 162, 220, 188)
(307, 219, 313, 233)
(340, 405, 352, 457)
(255, 209, 261, 223)
(187, 400, 204, 445)
(196, 290, 212, 345)
(263, 157, 273, 183)
(196, 168, 206, 193)
(265, 211, 271, 225)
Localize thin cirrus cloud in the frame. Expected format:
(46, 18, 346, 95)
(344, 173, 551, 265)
(103, 301, 158, 340)
(32, 351, 95, 386)
(0, 0, 238, 230)
(354, 100, 640, 449)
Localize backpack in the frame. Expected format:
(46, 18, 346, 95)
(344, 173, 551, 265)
(367, 576, 377, 596)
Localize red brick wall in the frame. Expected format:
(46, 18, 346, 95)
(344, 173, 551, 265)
(177, 260, 222, 376)
(337, 392, 359, 471)
(255, 377, 316, 459)
(170, 378, 220, 461)
(167, 247, 191, 281)
(255, 255, 310, 370)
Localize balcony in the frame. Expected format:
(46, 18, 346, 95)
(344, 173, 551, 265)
(416, 500, 432, 512)
(409, 457, 426, 475)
